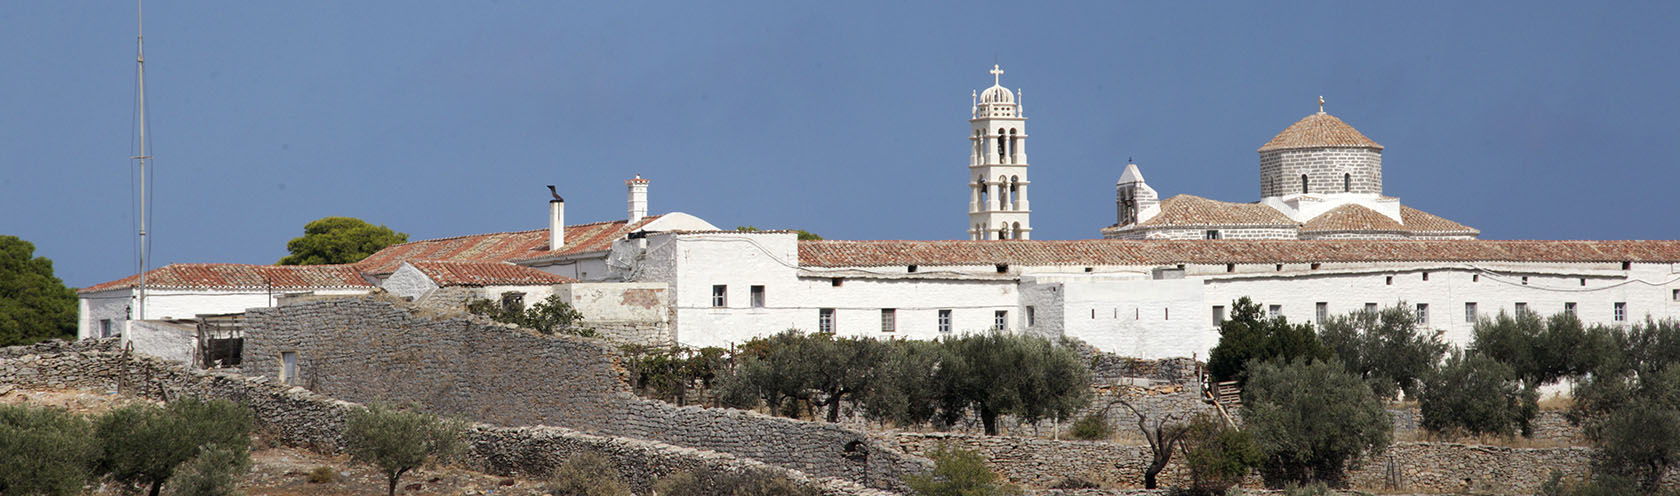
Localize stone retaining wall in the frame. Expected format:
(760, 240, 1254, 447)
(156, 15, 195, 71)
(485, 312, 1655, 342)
(238, 298, 927, 491)
(894, 432, 1663, 494)
(0, 348, 892, 495)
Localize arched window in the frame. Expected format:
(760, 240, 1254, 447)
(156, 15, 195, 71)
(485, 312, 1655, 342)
(1008, 129, 1018, 162)
(1012, 222, 1022, 239)
(999, 225, 1010, 240)
(1300, 174, 1309, 194)
(1343, 173, 1352, 192)
(1008, 176, 1019, 209)
(976, 178, 989, 209)
(987, 129, 1001, 160)
(974, 130, 983, 159)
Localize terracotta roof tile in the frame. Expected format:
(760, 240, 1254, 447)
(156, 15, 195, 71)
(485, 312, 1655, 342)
(1258, 113, 1383, 152)
(1300, 204, 1405, 233)
(1139, 195, 1296, 227)
(407, 261, 575, 287)
(355, 216, 662, 275)
(79, 264, 372, 293)
(1399, 206, 1480, 235)
(798, 239, 1680, 267)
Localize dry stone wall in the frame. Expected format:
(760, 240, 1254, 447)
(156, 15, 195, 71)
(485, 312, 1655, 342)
(896, 432, 1675, 494)
(238, 298, 927, 491)
(0, 346, 893, 496)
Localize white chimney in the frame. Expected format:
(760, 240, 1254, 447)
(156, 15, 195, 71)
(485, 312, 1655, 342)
(626, 175, 649, 223)
(547, 185, 565, 250)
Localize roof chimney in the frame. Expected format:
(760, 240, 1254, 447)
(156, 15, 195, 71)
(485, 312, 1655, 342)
(547, 185, 565, 250)
(626, 175, 649, 223)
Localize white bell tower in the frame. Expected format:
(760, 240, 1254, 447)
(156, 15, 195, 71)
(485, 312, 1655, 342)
(967, 65, 1031, 240)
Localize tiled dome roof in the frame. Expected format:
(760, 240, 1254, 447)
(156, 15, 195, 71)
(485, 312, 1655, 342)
(1258, 112, 1383, 152)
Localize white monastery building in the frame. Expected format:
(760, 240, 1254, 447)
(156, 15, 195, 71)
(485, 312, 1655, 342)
(80, 67, 1680, 362)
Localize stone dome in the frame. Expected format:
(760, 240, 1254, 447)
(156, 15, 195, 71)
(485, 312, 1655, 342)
(980, 84, 1015, 104)
(1258, 112, 1383, 152)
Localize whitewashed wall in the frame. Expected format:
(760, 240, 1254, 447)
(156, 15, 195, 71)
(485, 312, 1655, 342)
(381, 263, 441, 301)
(1025, 275, 1212, 359)
(128, 320, 195, 364)
(1201, 263, 1680, 350)
(78, 287, 371, 340)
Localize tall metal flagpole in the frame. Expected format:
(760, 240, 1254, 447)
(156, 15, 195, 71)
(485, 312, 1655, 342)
(131, 0, 151, 341)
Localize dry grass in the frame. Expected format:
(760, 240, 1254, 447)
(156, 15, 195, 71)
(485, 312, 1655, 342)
(1537, 393, 1574, 411)
(1402, 429, 1573, 449)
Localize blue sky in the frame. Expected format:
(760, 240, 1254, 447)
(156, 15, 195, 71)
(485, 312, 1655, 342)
(3, 2, 1677, 287)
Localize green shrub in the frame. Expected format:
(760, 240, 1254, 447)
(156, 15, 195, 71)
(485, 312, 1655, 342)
(0, 404, 98, 496)
(1067, 413, 1113, 441)
(652, 466, 817, 496)
(306, 466, 335, 483)
(1207, 297, 1331, 386)
(95, 398, 253, 496)
(1317, 303, 1448, 399)
(344, 404, 465, 496)
(1243, 360, 1390, 488)
(543, 452, 630, 496)
(1419, 350, 1537, 437)
(1180, 414, 1262, 494)
(164, 444, 249, 496)
(904, 445, 1021, 496)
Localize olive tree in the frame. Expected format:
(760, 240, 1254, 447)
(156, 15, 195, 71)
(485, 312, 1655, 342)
(0, 404, 98, 496)
(1207, 297, 1330, 386)
(1318, 303, 1448, 399)
(1243, 360, 1391, 487)
(94, 399, 252, 496)
(344, 404, 466, 496)
(1419, 350, 1537, 437)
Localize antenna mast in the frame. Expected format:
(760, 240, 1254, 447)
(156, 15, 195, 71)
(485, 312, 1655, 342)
(131, 0, 151, 336)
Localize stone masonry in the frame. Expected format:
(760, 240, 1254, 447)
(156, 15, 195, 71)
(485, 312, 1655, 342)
(239, 298, 927, 491)
(0, 341, 894, 496)
(1260, 147, 1382, 198)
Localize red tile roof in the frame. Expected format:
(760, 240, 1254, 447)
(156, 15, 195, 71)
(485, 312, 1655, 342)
(1258, 112, 1383, 152)
(406, 261, 575, 287)
(79, 264, 372, 293)
(355, 216, 662, 275)
(1139, 195, 1296, 227)
(1300, 204, 1405, 233)
(1399, 206, 1480, 235)
(798, 239, 1680, 268)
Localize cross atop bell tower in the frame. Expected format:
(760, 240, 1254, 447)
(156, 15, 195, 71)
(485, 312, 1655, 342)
(967, 65, 1031, 240)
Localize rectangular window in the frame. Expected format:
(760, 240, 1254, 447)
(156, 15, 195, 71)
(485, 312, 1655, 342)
(711, 285, 726, 307)
(280, 351, 299, 386)
(1268, 305, 1282, 318)
(1465, 302, 1478, 323)
(1212, 305, 1226, 325)
(1385, 276, 1393, 285)
(1416, 303, 1430, 325)
(938, 310, 952, 333)
(1515, 302, 1529, 315)
(750, 285, 766, 308)
(994, 310, 1008, 331)
(1564, 302, 1577, 316)
(1365, 302, 1378, 313)
(1315, 302, 1328, 323)
(99, 319, 113, 338)
(1204, 230, 1221, 240)
(1673, 289, 1679, 301)
(1614, 302, 1627, 322)
(881, 309, 896, 332)
(819, 308, 835, 333)
(1164, 308, 1170, 320)
(1026, 306, 1036, 327)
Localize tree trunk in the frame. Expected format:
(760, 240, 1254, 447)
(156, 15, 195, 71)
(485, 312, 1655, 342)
(388, 467, 410, 496)
(981, 407, 999, 435)
(1144, 456, 1169, 489)
(148, 480, 163, 496)
(826, 393, 843, 423)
